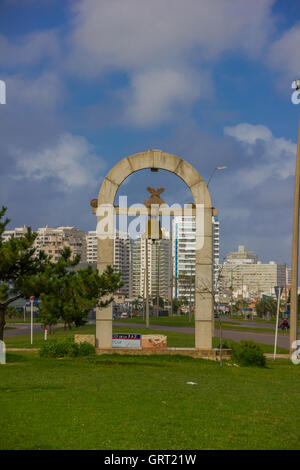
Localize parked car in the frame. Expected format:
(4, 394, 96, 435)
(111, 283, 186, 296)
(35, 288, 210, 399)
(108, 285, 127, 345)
(120, 312, 128, 319)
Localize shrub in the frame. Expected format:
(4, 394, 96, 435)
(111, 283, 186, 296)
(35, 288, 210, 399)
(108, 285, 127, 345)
(214, 339, 232, 349)
(76, 341, 95, 356)
(39, 338, 94, 358)
(231, 340, 266, 367)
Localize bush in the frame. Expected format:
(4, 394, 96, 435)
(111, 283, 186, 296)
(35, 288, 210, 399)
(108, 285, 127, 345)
(231, 340, 266, 367)
(77, 341, 95, 356)
(214, 339, 231, 349)
(39, 338, 94, 358)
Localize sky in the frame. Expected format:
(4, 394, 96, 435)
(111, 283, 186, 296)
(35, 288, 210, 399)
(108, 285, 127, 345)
(0, 0, 300, 265)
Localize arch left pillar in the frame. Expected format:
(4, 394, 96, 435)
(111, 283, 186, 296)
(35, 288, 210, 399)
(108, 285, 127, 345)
(96, 237, 114, 348)
(96, 176, 120, 348)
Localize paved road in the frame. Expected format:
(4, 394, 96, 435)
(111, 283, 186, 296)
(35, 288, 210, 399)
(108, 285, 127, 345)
(4, 323, 63, 338)
(221, 318, 277, 329)
(114, 322, 290, 349)
(5, 320, 290, 350)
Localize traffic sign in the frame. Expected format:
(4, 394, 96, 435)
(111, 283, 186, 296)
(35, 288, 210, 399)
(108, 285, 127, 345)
(274, 286, 283, 300)
(29, 296, 34, 302)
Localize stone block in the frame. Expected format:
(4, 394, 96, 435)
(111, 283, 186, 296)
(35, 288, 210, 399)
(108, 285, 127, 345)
(153, 151, 181, 172)
(74, 334, 95, 347)
(190, 180, 212, 206)
(142, 334, 167, 350)
(106, 157, 133, 186)
(129, 152, 154, 172)
(98, 178, 118, 205)
(175, 159, 202, 188)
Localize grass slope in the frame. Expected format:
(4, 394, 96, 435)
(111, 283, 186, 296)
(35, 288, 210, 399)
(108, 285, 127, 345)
(0, 352, 299, 450)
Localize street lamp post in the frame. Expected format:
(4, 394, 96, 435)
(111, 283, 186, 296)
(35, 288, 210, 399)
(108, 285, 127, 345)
(145, 239, 150, 329)
(290, 84, 300, 354)
(229, 265, 238, 315)
(207, 166, 227, 187)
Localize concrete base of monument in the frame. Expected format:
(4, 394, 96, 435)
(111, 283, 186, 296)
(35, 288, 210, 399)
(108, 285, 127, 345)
(95, 347, 232, 361)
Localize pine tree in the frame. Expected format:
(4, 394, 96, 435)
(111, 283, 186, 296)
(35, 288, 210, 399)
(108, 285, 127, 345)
(0, 206, 123, 339)
(0, 206, 49, 340)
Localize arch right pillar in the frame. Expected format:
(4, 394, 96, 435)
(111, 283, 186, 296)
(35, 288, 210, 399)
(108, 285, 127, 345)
(191, 182, 213, 350)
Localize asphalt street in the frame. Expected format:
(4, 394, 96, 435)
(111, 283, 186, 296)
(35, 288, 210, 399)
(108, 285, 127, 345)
(5, 320, 291, 349)
(114, 322, 290, 349)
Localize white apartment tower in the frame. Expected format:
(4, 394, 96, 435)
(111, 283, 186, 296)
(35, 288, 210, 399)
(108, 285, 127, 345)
(86, 230, 132, 297)
(131, 237, 171, 300)
(172, 215, 220, 301)
(86, 230, 98, 264)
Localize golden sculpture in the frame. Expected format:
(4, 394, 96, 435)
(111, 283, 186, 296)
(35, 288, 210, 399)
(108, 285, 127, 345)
(144, 187, 165, 207)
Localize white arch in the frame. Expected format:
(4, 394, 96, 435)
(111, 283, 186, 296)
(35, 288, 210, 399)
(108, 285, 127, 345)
(96, 150, 213, 350)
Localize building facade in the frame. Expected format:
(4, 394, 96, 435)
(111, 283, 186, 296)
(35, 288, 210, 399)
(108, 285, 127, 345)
(3, 225, 87, 263)
(172, 215, 220, 301)
(86, 230, 132, 297)
(219, 245, 286, 301)
(113, 231, 132, 297)
(131, 237, 171, 300)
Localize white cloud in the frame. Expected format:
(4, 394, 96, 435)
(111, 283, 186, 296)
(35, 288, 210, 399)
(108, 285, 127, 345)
(5, 72, 62, 110)
(224, 123, 272, 145)
(0, 30, 60, 68)
(13, 133, 105, 190)
(68, 0, 274, 75)
(124, 67, 211, 126)
(268, 22, 300, 79)
(65, 0, 275, 126)
(224, 123, 297, 188)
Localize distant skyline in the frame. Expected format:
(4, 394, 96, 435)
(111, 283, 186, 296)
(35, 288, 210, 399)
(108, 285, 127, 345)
(0, 0, 299, 264)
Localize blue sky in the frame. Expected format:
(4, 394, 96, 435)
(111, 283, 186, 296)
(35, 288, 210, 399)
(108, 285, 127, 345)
(0, 0, 299, 264)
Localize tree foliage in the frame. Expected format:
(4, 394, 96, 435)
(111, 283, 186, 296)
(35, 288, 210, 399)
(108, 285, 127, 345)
(37, 248, 123, 329)
(0, 206, 50, 340)
(255, 297, 277, 319)
(0, 206, 123, 338)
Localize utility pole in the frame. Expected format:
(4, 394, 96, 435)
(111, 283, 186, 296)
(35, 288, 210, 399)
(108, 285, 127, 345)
(230, 270, 234, 316)
(142, 267, 146, 320)
(170, 256, 174, 316)
(170, 228, 174, 317)
(156, 241, 160, 319)
(241, 275, 244, 317)
(189, 264, 193, 323)
(290, 119, 300, 354)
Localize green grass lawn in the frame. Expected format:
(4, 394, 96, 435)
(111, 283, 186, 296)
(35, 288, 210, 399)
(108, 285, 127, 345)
(117, 316, 292, 335)
(0, 351, 299, 450)
(6, 318, 40, 324)
(118, 315, 241, 328)
(4, 323, 289, 355)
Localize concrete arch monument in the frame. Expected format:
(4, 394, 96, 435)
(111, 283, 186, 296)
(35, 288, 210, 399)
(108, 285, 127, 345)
(94, 149, 213, 350)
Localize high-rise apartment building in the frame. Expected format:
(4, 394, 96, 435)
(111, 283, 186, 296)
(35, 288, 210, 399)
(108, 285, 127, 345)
(220, 245, 286, 300)
(131, 237, 171, 300)
(172, 215, 220, 301)
(225, 245, 258, 264)
(86, 230, 98, 264)
(86, 230, 132, 296)
(114, 231, 132, 297)
(3, 225, 87, 263)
